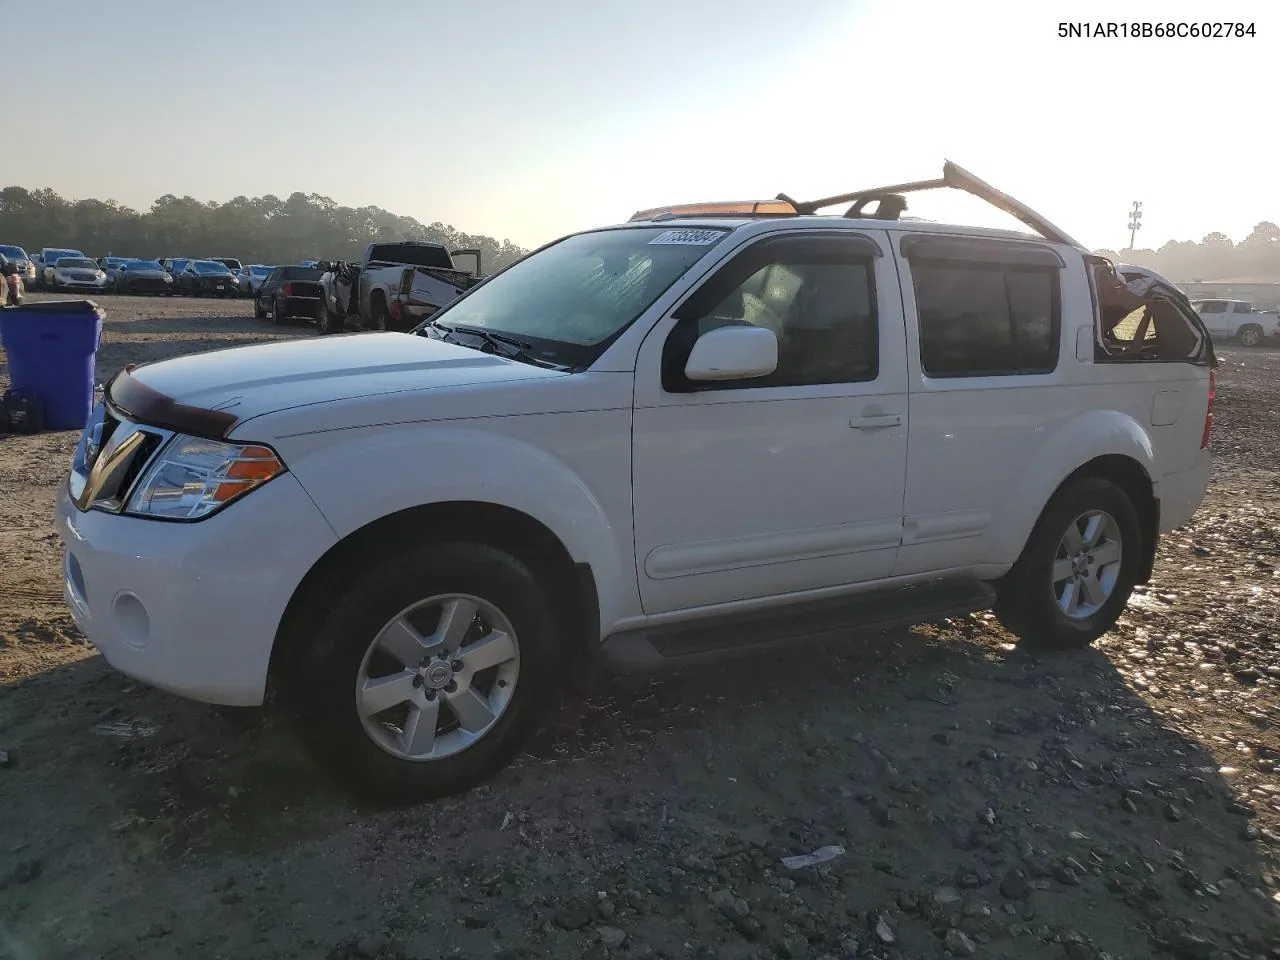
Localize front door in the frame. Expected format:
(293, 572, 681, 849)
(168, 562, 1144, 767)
(631, 230, 909, 615)
(1196, 300, 1228, 337)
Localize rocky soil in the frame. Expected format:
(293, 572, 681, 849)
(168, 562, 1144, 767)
(1, 294, 1278, 959)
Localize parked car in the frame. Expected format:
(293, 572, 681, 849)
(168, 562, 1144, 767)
(1191, 298, 1279, 346)
(0, 244, 38, 289)
(177, 259, 240, 297)
(97, 256, 132, 290)
(36, 247, 86, 287)
(254, 265, 324, 323)
(55, 162, 1215, 804)
(207, 257, 243, 272)
(115, 259, 175, 295)
(48, 256, 108, 292)
(317, 242, 481, 335)
(163, 258, 193, 288)
(237, 263, 274, 297)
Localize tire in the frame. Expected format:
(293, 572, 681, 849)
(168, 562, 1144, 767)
(253, 295, 266, 320)
(368, 296, 390, 331)
(293, 541, 560, 804)
(1238, 324, 1264, 347)
(272, 297, 287, 325)
(318, 297, 342, 335)
(993, 476, 1141, 651)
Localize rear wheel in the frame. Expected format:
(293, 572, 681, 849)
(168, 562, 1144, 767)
(994, 477, 1140, 651)
(253, 295, 266, 319)
(272, 297, 287, 325)
(293, 541, 560, 804)
(368, 296, 390, 331)
(1238, 323, 1264, 347)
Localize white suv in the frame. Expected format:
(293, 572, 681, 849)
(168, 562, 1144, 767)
(56, 163, 1215, 803)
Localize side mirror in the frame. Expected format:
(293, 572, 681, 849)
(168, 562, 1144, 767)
(684, 325, 778, 382)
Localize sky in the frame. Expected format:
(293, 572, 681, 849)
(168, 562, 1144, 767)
(4, 0, 1277, 252)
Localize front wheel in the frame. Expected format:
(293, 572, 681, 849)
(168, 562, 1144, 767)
(1238, 324, 1264, 347)
(994, 477, 1141, 651)
(293, 542, 560, 804)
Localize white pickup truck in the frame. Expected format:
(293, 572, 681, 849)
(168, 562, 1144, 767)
(317, 241, 482, 334)
(57, 161, 1215, 803)
(1191, 298, 1279, 346)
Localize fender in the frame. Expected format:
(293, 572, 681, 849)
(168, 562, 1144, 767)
(276, 422, 636, 632)
(989, 409, 1157, 564)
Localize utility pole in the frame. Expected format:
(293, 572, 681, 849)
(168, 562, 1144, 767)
(1127, 201, 1143, 250)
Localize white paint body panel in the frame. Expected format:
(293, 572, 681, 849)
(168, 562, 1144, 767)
(54, 214, 1214, 706)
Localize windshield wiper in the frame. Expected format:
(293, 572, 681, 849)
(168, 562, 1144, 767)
(426, 321, 569, 370)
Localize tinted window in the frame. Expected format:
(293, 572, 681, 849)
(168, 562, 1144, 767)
(664, 236, 878, 391)
(281, 267, 324, 281)
(369, 243, 454, 269)
(1196, 300, 1226, 313)
(912, 261, 1059, 377)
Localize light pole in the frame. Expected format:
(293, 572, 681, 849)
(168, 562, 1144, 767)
(1127, 201, 1143, 250)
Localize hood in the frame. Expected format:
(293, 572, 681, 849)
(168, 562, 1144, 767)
(123, 332, 565, 425)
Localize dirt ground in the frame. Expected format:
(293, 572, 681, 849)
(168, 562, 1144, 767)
(1, 292, 1279, 960)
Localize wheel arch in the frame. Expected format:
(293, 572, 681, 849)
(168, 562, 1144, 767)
(992, 411, 1161, 583)
(1003, 453, 1159, 588)
(268, 500, 600, 704)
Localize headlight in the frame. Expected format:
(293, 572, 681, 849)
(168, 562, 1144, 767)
(96, 271, 105, 279)
(164, 275, 173, 282)
(125, 435, 286, 520)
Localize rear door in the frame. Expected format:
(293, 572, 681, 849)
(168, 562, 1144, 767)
(891, 233, 1071, 576)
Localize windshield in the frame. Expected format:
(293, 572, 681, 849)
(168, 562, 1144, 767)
(194, 261, 229, 274)
(171, 259, 191, 270)
(57, 258, 98, 269)
(250, 265, 272, 275)
(0, 245, 28, 260)
(126, 259, 161, 269)
(282, 267, 323, 281)
(426, 226, 730, 360)
(47, 249, 81, 260)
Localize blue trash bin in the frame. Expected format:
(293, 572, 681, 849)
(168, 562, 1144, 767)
(0, 299, 105, 431)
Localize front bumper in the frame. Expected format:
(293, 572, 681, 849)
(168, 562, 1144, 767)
(56, 473, 339, 706)
(54, 277, 107, 290)
(191, 279, 239, 294)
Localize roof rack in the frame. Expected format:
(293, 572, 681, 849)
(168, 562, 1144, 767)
(628, 161, 1083, 249)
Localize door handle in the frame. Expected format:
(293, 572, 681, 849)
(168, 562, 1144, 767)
(849, 414, 902, 430)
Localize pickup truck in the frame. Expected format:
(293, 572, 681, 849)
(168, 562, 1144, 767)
(1191, 298, 1279, 346)
(316, 242, 482, 335)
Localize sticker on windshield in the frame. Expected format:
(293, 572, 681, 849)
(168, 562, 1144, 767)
(648, 229, 724, 246)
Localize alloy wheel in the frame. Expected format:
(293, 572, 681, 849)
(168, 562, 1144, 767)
(355, 593, 520, 761)
(1051, 510, 1123, 620)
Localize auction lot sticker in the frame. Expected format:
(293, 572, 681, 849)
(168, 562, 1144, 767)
(649, 229, 725, 245)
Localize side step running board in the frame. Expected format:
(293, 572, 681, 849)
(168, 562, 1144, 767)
(596, 579, 995, 673)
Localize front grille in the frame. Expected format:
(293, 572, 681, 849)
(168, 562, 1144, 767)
(70, 404, 172, 513)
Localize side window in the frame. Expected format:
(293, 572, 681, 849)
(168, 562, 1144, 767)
(1233, 302, 1252, 314)
(910, 256, 1060, 377)
(662, 235, 879, 392)
(1198, 300, 1225, 314)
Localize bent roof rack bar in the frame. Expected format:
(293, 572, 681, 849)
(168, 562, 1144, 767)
(630, 161, 1084, 250)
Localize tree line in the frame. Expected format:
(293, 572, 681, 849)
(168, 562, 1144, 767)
(1094, 222, 1280, 282)
(0, 186, 529, 274)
